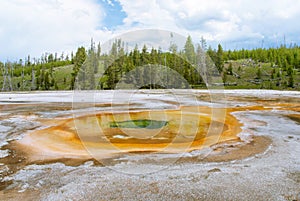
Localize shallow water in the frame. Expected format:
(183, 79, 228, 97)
(0, 90, 300, 199)
(1, 90, 299, 162)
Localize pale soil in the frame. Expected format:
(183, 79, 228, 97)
(0, 90, 299, 201)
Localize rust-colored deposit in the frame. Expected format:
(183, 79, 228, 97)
(15, 101, 300, 163)
(16, 106, 239, 162)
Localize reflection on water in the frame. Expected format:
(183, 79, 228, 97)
(109, 119, 168, 129)
(0, 90, 299, 164)
(14, 105, 241, 163)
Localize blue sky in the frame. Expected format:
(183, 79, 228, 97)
(99, 0, 127, 29)
(0, 0, 300, 62)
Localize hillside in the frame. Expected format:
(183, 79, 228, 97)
(1, 38, 300, 91)
(222, 59, 300, 90)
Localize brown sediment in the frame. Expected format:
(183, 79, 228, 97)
(0, 143, 28, 191)
(202, 136, 272, 162)
(286, 114, 300, 124)
(0, 188, 41, 201)
(15, 106, 241, 163)
(0, 101, 283, 194)
(176, 136, 272, 164)
(3, 101, 296, 168)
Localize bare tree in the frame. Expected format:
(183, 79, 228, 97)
(2, 62, 13, 91)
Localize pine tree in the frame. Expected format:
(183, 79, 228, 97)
(283, 59, 288, 71)
(256, 68, 262, 79)
(35, 67, 41, 90)
(132, 45, 140, 66)
(288, 74, 294, 88)
(271, 69, 275, 79)
(222, 71, 227, 84)
(227, 62, 233, 75)
(141, 44, 148, 65)
(71, 47, 86, 89)
(44, 71, 50, 90)
(287, 65, 293, 76)
(184, 35, 195, 64)
(277, 70, 281, 79)
(200, 36, 207, 51)
(216, 44, 224, 73)
(97, 42, 101, 58)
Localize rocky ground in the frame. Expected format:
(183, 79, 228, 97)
(0, 90, 299, 201)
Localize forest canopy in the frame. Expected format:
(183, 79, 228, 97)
(1, 36, 299, 91)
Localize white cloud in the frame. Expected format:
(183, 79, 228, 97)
(0, 0, 110, 61)
(1, 0, 300, 61)
(118, 0, 300, 48)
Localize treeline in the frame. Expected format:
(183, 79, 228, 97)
(208, 44, 299, 88)
(73, 36, 208, 90)
(0, 52, 74, 91)
(1, 36, 299, 91)
(98, 39, 205, 89)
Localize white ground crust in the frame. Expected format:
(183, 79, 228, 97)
(0, 90, 299, 200)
